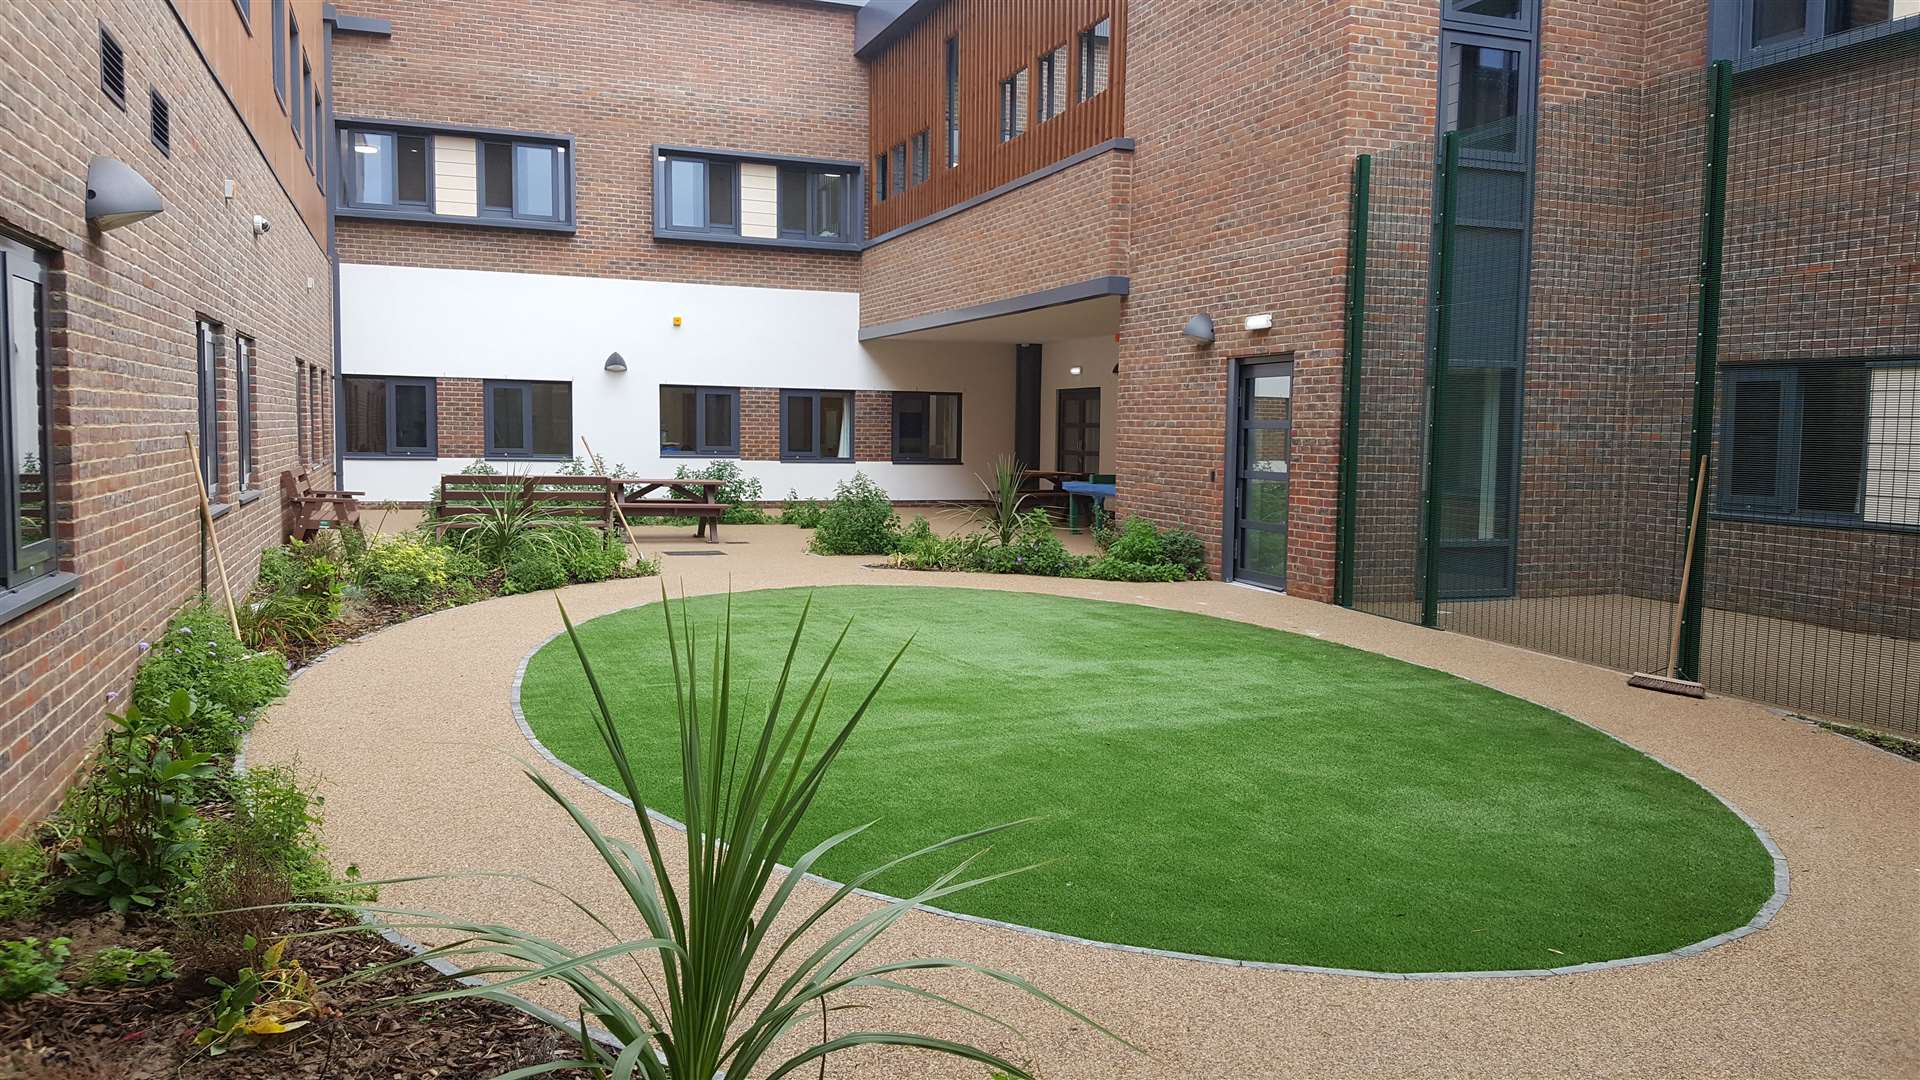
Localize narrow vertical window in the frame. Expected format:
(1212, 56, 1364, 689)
(1077, 18, 1111, 101)
(945, 36, 960, 168)
(875, 152, 890, 203)
(271, 0, 286, 109)
(196, 321, 220, 499)
(296, 359, 309, 463)
(288, 16, 302, 141)
(890, 143, 907, 194)
(999, 68, 1029, 141)
(910, 131, 930, 187)
(483, 142, 514, 211)
(1038, 45, 1067, 121)
(814, 172, 846, 238)
(234, 336, 254, 492)
(302, 60, 316, 171)
(515, 143, 559, 219)
(2, 239, 55, 587)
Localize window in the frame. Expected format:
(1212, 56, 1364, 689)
(660, 386, 739, 456)
(479, 139, 566, 222)
(660, 155, 736, 233)
(196, 321, 220, 500)
(1719, 362, 1919, 528)
(309, 364, 325, 462)
(1037, 45, 1067, 121)
(945, 36, 960, 168)
(100, 28, 126, 109)
(313, 85, 325, 189)
(233, 0, 251, 25)
(271, 0, 286, 109)
(1714, 0, 1919, 62)
(890, 143, 907, 194)
(149, 89, 170, 156)
(777, 166, 848, 241)
(999, 68, 1029, 141)
(346, 129, 429, 208)
(780, 390, 854, 461)
(2, 239, 54, 591)
(910, 131, 930, 187)
(302, 60, 315, 172)
(1443, 34, 1532, 156)
(874, 151, 889, 203)
(1447, 0, 1529, 24)
(892, 393, 961, 464)
(485, 380, 571, 458)
(1077, 18, 1111, 102)
(344, 376, 435, 457)
(234, 336, 254, 491)
(295, 359, 308, 463)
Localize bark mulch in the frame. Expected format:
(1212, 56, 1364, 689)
(0, 908, 591, 1079)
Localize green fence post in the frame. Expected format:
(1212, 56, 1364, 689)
(1335, 154, 1372, 609)
(1679, 60, 1733, 682)
(1421, 133, 1461, 629)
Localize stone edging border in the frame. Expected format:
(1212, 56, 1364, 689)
(505, 587, 1792, 982)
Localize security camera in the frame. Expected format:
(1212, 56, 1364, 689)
(251, 215, 271, 236)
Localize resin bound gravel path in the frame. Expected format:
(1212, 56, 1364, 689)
(246, 525, 1920, 1080)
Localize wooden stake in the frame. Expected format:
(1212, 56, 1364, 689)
(582, 436, 642, 553)
(184, 431, 242, 638)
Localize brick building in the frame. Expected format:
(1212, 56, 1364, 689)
(0, 0, 338, 830)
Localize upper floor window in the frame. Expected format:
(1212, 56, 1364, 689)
(344, 375, 436, 458)
(271, 0, 286, 110)
(2, 239, 55, 592)
(653, 147, 861, 251)
(1076, 18, 1111, 101)
(1037, 45, 1067, 121)
(909, 131, 930, 187)
(945, 36, 960, 168)
(1713, 0, 1919, 64)
(337, 120, 575, 231)
(999, 68, 1029, 141)
(485, 380, 572, 459)
(874, 150, 890, 203)
(1719, 361, 1919, 530)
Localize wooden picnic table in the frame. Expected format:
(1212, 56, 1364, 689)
(1022, 469, 1090, 491)
(616, 477, 729, 542)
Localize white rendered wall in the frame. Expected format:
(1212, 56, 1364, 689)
(1037, 335, 1120, 472)
(338, 263, 1014, 503)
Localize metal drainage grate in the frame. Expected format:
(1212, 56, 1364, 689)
(662, 550, 726, 556)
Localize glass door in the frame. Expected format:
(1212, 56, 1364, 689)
(1057, 388, 1100, 473)
(1231, 361, 1291, 590)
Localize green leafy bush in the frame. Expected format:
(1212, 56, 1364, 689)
(0, 840, 50, 922)
(1160, 528, 1207, 579)
(132, 604, 287, 753)
(1081, 556, 1188, 582)
(1081, 518, 1206, 582)
(77, 945, 174, 988)
(503, 547, 567, 595)
(58, 694, 218, 913)
(809, 472, 902, 555)
(675, 460, 769, 523)
(546, 524, 629, 584)
(0, 937, 70, 1000)
(356, 534, 452, 606)
(1102, 517, 1165, 565)
(777, 491, 825, 528)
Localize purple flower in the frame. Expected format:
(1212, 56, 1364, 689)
(137, 640, 151, 653)
(105, 690, 119, 702)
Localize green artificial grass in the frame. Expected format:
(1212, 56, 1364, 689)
(517, 586, 1776, 973)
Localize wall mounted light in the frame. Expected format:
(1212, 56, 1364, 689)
(604, 351, 627, 373)
(85, 156, 164, 231)
(1182, 314, 1216, 344)
(1069, 366, 1083, 376)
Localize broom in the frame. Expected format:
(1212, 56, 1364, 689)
(1630, 456, 1709, 698)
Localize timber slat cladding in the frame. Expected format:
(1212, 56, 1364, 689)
(866, 0, 1126, 238)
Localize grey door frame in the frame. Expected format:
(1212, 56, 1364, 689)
(1223, 356, 1294, 591)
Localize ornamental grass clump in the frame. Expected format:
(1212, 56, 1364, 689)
(337, 589, 1133, 1078)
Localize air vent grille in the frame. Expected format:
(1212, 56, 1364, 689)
(100, 29, 126, 107)
(150, 89, 170, 156)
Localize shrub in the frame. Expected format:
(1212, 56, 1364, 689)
(356, 534, 452, 606)
(675, 460, 769, 523)
(503, 547, 567, 595)
(77, 945, 174, 988)
(1160, 528, 1207, 579)
(0, 937, 70, 1001)
(239, 591, 336, 655)
(809, 472, 902, 555)
(1080, 556, 1188, 583)
(1103, 517, 1165, 566)
(546, 524, 630, 584)
(777, 491, 825, 528)
(132, 604, 287, 753)
(439, 476, 567, 570)
(0, 841, 50, 922)
(58, 694, 219, 914)
(996, 510, 1083, 577)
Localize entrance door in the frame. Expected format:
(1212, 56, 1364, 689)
(1057, 388, 1100, 473)
(1230, 360, 1291, 590)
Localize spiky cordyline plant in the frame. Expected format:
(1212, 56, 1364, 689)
(442, 467, 567, 569)
(335, 587, 1130, 1079)
(974, 456, 1033, 548)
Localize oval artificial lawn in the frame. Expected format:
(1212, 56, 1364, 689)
(517, 586, 1775, 973)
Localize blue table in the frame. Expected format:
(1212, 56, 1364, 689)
(1059, 480, 1117, 533)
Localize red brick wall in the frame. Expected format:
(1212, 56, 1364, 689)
(740, 388, 779, 461)
(437, 377, 484, 457)
(853, 391, 892, 462)
(859, 147, 1132, 329)
(330, 0, 867, 292)
(0, 2, 334, 832)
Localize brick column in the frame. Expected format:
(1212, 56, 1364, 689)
(437, 377, 485, 457)
(740, 387, 780, 460)
(854, 391, 892, 462)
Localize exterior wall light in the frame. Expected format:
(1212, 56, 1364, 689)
(604, 351, 628, 372)
(1069, 366, 1083, 376)
(1182, 314, 1216, 344)
(85, 156, 164, 231)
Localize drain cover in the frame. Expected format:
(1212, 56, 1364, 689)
(662, 550, 726, 556)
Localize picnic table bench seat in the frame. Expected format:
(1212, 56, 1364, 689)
(281, 469, 363, 541)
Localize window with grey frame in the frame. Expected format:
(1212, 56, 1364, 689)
(234, 335, 255, 491)
(778, 166, 850, 241)
(1713, 0, 1919, 62)
(343, 375, 435, 458)
(295, 359, 308, 463)
(287, 16, 301, 141)
(196, 320, 220, 500)
(908, 132, 930, 188)
(1718, 361, 1918, 529)
(344, 128, 429, 210)
(271, 0, 286, 110)
(780, 390, 854, 461)
(892, 392, 961, 464)
(300, 58, 313, 163)
(999, 68, 1028, 141)
(660, 154, 737, 235)
(890, 143, 906, 195)
(945, 35, 960, 167)
(1076, 18, 1111, 102)
(482, 139, 566, 222)
(660, 385, 739, 456)
(485, 380, 571, 458)
(1037, 44, 1067, 121)
(2, 238, 56, 591)
(874, 150, 890, 203)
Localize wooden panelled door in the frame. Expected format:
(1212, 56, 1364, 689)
(1057, 388, 1100, 473)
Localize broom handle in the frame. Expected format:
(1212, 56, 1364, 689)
(184, 431, 243, 639)
(582, 436, 642, 552)
(1663, 457, 1710, 679)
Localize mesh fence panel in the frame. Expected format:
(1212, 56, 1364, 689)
(1345, 56, 1918, 735)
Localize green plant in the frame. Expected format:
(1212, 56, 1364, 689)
(1080, 556, 1187, 582)
(547, 523, 633, 584)
(0, 937, 71, 1000)
(356, 534, 454, 606)
(778, 491, 825, 528)
(1160, 528, 1207, 579)
(503, 546, 567, 594)
(346, 591, 1129, 1078)
(77, 945, 175, 988)
(0, 840, 51, 921)
(58, 694, 219, 913)
(194, 937, 328, 1055)
(975, 455, 1033, 548)
(132, 604, 287, 753)
(440, 473, 567, 570)
(809, 471, 903, 555)
(1103, 517, 1165, 566)
(675, 460, 769, 523)
(1079, 517, 1203, 582)
(239, 590, 335, 654)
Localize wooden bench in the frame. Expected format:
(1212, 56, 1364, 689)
(281, 469, 363, 541)
(433, 474, 616, 536)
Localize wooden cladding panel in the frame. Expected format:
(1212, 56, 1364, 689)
(866, 0, 1126, 237)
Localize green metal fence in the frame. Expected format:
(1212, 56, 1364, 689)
(1338, 55, 1919, 735)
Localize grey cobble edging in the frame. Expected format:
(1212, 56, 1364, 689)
(506, 598, 1792, 982)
